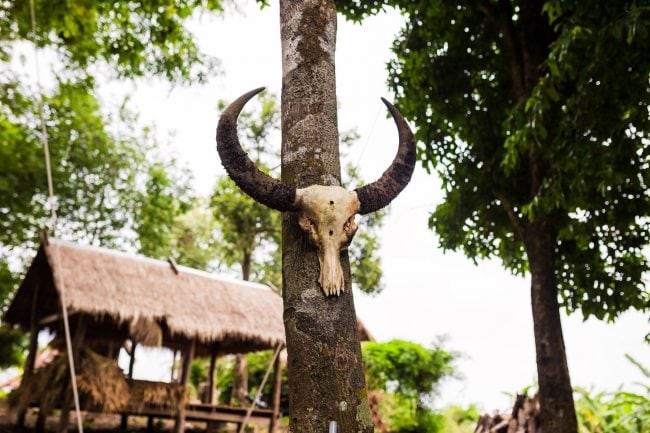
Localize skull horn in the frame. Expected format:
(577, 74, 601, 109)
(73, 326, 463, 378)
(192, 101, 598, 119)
(355, 98, 417, 215)
(216, 87, 298, 212)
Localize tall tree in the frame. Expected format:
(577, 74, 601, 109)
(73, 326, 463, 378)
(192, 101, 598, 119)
(1, 0, 225, 84)
(279, 1, 373, 431)
(337, 2, 650, 433)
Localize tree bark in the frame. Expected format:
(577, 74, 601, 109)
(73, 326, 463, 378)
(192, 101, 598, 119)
(525, 218, 577, 433)
(280, 1, 373, 432)
(232, 254, 251, 405)
(207, 352, 217, 404)
(232, 354, 249, 405)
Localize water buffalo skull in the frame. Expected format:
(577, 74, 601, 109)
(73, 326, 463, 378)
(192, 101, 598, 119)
(217, 87, 415, 296)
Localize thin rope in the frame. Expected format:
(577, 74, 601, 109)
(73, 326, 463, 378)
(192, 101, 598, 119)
(237, 344, 283, 433)
(29, 1, 84, 432)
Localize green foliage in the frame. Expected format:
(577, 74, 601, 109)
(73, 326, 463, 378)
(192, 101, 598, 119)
(344, 161, 386, 294)
(363, 340, 454, 433)
(0, 326, 27, 368)
(336, 1, 650, 321)
(0, 75, 195, 308)
(440, 404, 480, 433)
(363, 340, 454, 401)
(1, 0, 225, 84)
(211, 93, 282, 284)
(190, 358, 208, 390)
(135, 161, 194, 260)
(168, 203, 220, 271)
(211, 94, 387, 290)
(574, 355, 650, 433)
(211, 175, 281, 283)
(0, 260, 18, 313)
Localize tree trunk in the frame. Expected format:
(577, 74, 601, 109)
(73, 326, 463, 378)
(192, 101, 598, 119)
(525, 218, 577, 433)
(279, 1, 373, 432)
(207, 352, 217, 404)
(232, 354, 249, 405)
(232, 253, 252, 405)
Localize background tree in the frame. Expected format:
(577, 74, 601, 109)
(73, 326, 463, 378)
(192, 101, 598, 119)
(1, 0, 233, 363)
(1, 0, 225, 84)
(337, 2, 650, 432)
(363, 340, 454, 433)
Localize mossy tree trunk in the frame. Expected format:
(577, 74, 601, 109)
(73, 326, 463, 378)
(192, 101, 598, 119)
(279, 1, 373, 432)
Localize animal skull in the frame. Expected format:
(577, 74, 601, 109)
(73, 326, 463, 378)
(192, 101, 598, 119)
(296, 185, 360, 296)
(216, 88, 416, 296)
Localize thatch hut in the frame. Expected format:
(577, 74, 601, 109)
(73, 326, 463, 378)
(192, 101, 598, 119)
(3, 236, 286, 433)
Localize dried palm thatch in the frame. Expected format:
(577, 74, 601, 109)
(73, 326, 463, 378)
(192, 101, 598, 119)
(77, 350, 130, 412)
(4, 238, 285, 353)
(9, 348, 129, 415)
(129, 316, 163, 347)
(127, 380, 186, 415)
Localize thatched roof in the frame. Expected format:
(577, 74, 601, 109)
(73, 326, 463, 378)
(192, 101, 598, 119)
(4, 238, 285, 354)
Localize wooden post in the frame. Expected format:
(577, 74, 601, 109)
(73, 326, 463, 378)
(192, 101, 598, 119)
(128, 340, 137, 378)
(121, 340, 137, 432)
(171, 349, 178, 382)
(207, 352, 217, 404)
(269, 352, 283, 433)
(173, 339, 195, 433)
(18, 281, 40, 428)
(58, 315, 86, 433)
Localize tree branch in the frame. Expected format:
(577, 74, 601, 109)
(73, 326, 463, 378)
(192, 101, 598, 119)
(479, 0, 527, 101)
(493, 189, 526, 240)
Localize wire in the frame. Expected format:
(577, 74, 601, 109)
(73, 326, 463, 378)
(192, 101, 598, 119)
(28, 1, 84, 432)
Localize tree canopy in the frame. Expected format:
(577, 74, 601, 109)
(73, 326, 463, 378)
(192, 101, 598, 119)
(336, 0, 650, 320)
(1, 0, 225, 83)
(363, 339, 454, 433)
(336, 1, 649, 432)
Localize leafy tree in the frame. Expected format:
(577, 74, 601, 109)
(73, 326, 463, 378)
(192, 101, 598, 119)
(337, 2, 650, 432)
(363, 340, 454, 433)
(1, 0, 226, 84)
(211, 93, 282, 285)
(169, 203, 220, 271)
(135, 161, 194, 261)
(0, 327, 28, 369)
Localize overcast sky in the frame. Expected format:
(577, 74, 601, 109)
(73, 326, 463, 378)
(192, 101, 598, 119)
(95, 1, 649, 412)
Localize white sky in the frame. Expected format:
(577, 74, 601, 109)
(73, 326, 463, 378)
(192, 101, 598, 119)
(77, 0, 648, 412)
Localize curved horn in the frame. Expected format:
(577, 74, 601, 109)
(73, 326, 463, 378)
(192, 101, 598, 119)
(355, 98, 416, 215)
(217, 87, 298, 211)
